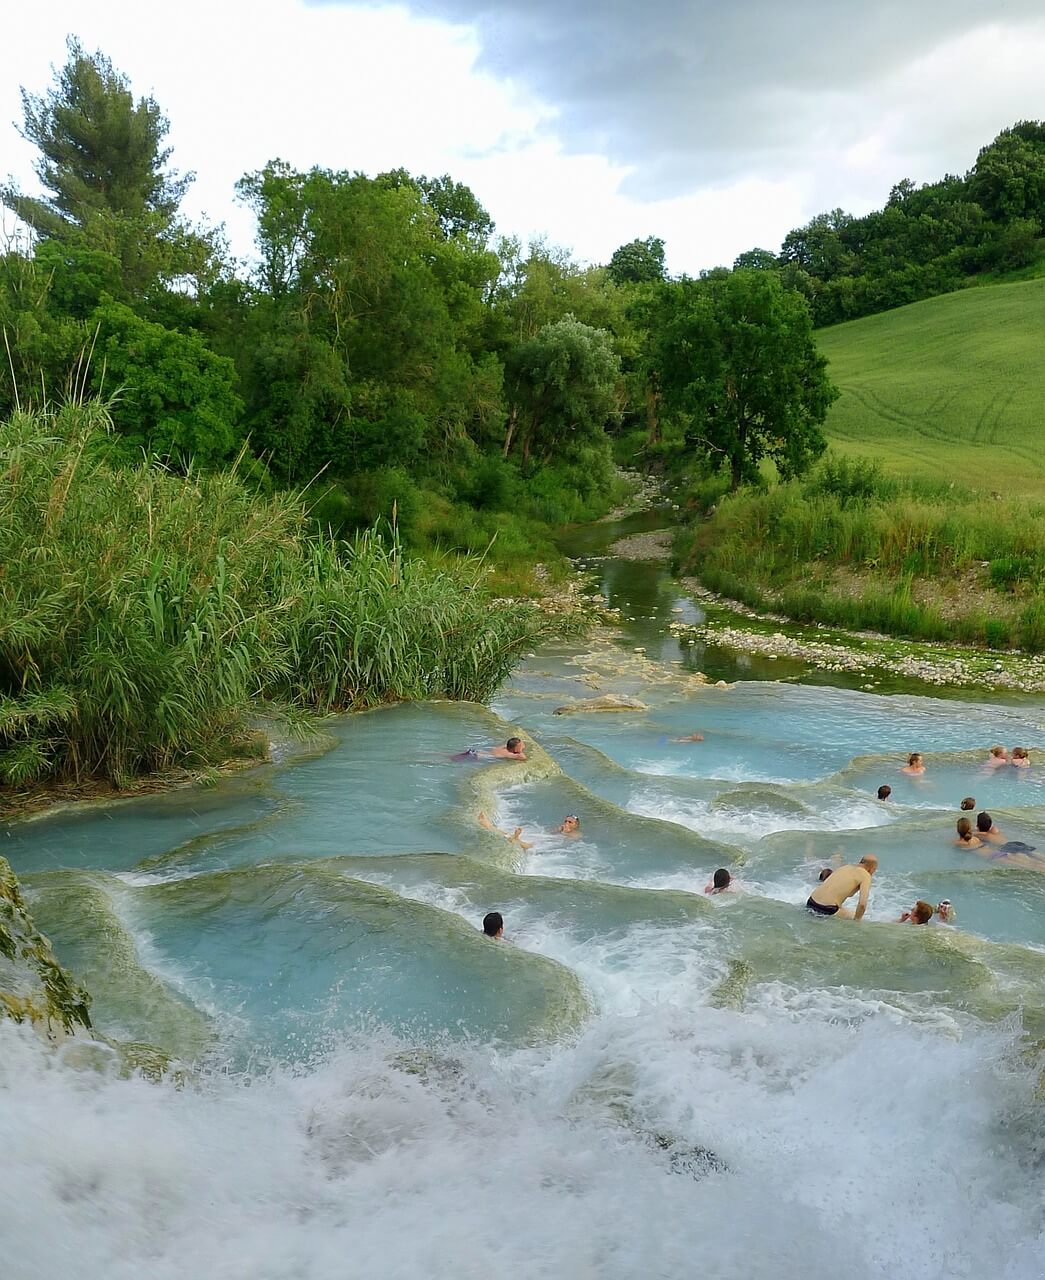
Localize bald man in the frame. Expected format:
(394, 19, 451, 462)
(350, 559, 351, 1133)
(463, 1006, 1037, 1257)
(806, 855, 879, 920)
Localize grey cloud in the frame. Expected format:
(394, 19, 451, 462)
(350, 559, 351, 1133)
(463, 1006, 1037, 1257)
(316, 0, 1045, 196)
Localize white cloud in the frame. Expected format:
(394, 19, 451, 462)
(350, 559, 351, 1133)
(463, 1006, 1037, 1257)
(2, 2, 1044, 276)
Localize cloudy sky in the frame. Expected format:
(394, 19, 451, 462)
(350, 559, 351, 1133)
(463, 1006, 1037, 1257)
(3, 1, 1044, 274)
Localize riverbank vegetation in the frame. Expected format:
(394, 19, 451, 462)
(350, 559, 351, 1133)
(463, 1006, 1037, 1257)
(675, 457, 1045, 652)
(0, 404, 576, 791)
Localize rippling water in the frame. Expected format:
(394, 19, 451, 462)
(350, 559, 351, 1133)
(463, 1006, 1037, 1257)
(3, 521, 1045, 1279)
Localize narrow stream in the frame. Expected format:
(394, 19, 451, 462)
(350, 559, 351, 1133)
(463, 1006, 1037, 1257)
(3, 514, 1045, 1280)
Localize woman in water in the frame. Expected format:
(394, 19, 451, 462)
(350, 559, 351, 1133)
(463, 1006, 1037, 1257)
(985, 745, 1009, 768)
(901, 752, 926, 776)
(955, 817, 985, 849)
(704, 868, 735, 895)
(1011, 747, 1031, 769)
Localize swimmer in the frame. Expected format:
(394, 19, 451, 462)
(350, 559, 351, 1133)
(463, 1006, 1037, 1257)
(985, 745, 1009, 769)
(877, 785, 892, 801)
(482, 911, 504, 938)
(806, 855, 878, 920)
(975, 811, 1004, 843)
(960, 796, 976, 812)
(936, 899, 956, 924)
(704, 868, 735, 895)
(955, 817, 985, 850)
(672, 733, 705, 743)
(900, 753, 926, 776)
(818, 868, 834, 882)
(477, 811, 532, 850)
(899, 900, 934, 924)
(556, 815, 581, 836)
(1011, 747, 1031, 769)
(489, 737, 527, 760)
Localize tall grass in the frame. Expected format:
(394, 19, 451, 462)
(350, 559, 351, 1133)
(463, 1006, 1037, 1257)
(677, 455, 1045, 651)
(0, 404, 574, 787)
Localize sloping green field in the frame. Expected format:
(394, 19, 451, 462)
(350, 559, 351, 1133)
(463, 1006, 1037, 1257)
(817, 278, 1045, 494)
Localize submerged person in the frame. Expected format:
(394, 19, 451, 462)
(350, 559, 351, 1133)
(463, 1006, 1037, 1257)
(672, 732, 705, 743)
(877, 784, 892, 801)
(975, 811, 1004, 843)
(477, 811, 532, 850)
(899, 900, 934, 924)
(482, 911, 504, 938)
(960, 796, 976, 812)
(818, 867, 834, 882)
(901, 753, 926, 776)
(705, 868, 735, 895)
(806, 855, 878, 920)
(453, 737, 528, 762)
(1011, 747, 1031, 769)
(955, 817, 985, 850)
(985, 745, 1009, 769)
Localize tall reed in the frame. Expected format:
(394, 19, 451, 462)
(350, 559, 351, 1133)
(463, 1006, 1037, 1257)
(0, 405, 573, 787)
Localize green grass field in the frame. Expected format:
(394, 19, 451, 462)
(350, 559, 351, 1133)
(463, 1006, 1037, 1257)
(817, 278, 1045, 495)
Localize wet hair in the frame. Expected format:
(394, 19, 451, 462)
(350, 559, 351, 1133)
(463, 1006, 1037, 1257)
(818, 867, 833, 882)
(908, 753, 922, 766)
(960, 797, 976, 811)
(482, 911, 504, 937)
(912, 900, 934, 925)
(976, 811, 993, 833)
(956, 817, 973, 839)
(712, 868, 731, 890)
(877, 785, 892, 800)
(506, 737, 523, 753)
(1012, 747, 1029, 760)
(990, 745, 1007, 758)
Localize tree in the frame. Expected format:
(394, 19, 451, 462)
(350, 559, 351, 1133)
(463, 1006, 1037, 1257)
(968, 122, 1045, 223)
(1, 39, 214, 298)
(733, 247, 778, 272)
(607, 236, 666, 285)
(656, 270, 837, 489)
(504, 315, 621, 465)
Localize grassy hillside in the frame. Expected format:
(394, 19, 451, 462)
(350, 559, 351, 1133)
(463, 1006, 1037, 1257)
(817, 278, 1045, 494)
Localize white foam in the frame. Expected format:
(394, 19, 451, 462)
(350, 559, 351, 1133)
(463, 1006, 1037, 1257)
(2, 1002, 1042, 1280)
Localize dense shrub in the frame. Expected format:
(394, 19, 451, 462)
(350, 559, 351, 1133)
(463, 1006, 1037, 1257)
(0, 404, 577, 787)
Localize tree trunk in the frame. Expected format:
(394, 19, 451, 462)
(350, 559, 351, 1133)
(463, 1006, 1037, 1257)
(645, 377, 660, 446)
(502, 405, 517, 457)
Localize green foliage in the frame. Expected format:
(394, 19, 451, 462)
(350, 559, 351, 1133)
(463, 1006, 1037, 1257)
(505, 314, 621, 465)
(656, 270, 836, 489)
(607, 237, 666, 285)
(93, 301, 243, 466)
(0, 404, 577, 787)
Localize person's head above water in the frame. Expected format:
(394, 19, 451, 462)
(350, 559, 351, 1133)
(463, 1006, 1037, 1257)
(558, 814, 580, 833)
(712, 868, 731, 890)
(990, 745, 1008, 760)
(506, 737, 524, 756)
(957, 817, 974, 840)
(908, 753, 923, 767)
(976, 811, 994, 833)
(937, 898, 954, 922)
(877, 785, 892, 800)
(911, 900, 934, 925)
(818, 867, 834, 882)
(859, 855, 879, 874)
(1012, 747, 1030, 764)
(960, 796, 976, 811)
(482, 911, 504, 938)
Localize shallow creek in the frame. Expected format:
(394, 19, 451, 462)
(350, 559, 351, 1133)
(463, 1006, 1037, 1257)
(3, 512, 1045, 1280)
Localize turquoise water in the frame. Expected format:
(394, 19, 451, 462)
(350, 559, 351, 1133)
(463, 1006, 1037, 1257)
(3, 515, 1045, 1279)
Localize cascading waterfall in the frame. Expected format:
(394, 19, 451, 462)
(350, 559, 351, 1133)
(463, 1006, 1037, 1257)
(3, 517, 1045, 1280)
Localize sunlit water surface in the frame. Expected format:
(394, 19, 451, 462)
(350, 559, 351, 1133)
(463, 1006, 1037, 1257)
(3, 514, 1045, 1279)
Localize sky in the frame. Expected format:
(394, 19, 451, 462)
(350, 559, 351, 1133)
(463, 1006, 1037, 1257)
(2, 1, 1044, 275)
